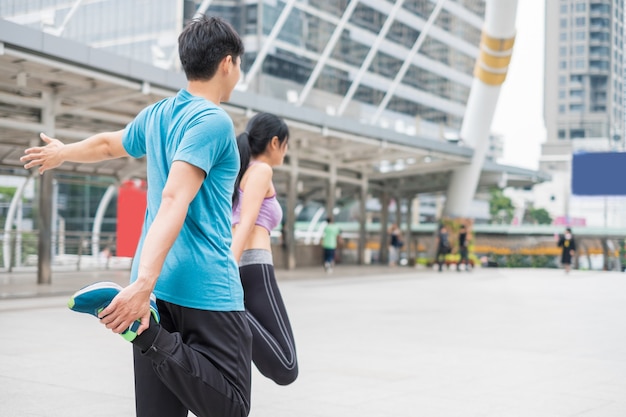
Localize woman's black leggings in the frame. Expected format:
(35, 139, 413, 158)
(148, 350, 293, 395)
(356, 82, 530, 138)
(239, 251, 298, 385)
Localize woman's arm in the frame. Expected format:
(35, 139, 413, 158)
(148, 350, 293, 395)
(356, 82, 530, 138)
(231, 163, 273, 263)
(21, 131, 129, 174)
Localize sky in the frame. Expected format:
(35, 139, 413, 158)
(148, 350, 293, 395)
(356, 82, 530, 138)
(491, 0, 546, 170)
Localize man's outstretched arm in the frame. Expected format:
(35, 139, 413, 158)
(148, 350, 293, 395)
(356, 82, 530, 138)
(21, 130, 129, 174)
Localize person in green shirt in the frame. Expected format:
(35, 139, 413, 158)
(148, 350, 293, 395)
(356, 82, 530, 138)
(322, 217, 342, 273)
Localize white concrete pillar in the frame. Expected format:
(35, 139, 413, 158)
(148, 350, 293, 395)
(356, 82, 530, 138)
(443, 0, 519, 218)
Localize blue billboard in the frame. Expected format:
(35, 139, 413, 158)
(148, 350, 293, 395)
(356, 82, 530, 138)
(571, 152, 626, 196)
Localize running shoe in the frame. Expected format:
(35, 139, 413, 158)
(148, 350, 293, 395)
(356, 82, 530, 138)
(67, 281, 159, 342)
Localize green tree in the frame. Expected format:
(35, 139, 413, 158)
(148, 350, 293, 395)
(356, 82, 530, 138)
(525, 207, 552, 225)
(0, 186, 17, 225)
(489, 187, 515, 224)
(0, 186, 17, 201)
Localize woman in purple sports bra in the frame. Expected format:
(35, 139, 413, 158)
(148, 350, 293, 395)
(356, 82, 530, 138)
(231, 112, 298, 385)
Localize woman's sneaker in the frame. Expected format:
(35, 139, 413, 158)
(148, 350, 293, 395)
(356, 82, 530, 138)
(67, 281, 159, 342)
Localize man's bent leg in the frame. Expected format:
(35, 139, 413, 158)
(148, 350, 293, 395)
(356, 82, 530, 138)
(134, 302, 252, 417)
(134, 301, 186, 417)
(134, 345, 187, 417)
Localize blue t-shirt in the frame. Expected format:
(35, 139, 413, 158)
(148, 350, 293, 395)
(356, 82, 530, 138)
(122, 89, 243, 311)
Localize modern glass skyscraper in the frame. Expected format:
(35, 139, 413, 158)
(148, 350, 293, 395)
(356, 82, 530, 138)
(543, 0, 624, 171)
(1, 0, 486, 141)
(539, 0, 626, 227)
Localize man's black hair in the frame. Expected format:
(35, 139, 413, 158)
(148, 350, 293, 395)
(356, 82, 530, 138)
(178, 15, 244, 81)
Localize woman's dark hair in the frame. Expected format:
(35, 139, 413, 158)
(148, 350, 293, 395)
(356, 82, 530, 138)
(178, 15, 244, 81)
(233, 113, 289, 206)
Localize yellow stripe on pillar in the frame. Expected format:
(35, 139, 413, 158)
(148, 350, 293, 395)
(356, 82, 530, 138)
(479, 49, 512, 69)
(481, 32, 516, 52)
(474, 32, 516, 86)
(474, 65, 508, 86)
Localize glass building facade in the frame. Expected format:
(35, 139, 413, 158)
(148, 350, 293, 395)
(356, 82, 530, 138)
(1, 0, 485, 138)
(233, 0, 483, 135)
(544, 0, 624, 152)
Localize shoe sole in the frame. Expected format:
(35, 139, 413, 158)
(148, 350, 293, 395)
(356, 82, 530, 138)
(67, 281, 124, 316)
(67, 281, 159, 342)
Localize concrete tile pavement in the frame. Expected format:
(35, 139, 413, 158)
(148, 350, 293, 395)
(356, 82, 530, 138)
(1, 266, 626, 416)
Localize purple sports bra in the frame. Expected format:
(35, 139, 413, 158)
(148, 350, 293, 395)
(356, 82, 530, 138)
(232, 190, 282, 233)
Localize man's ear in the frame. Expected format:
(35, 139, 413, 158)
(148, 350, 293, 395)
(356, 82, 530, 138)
(221, 55, 233, 73)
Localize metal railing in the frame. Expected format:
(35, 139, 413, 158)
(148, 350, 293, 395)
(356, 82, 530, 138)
(0, 229, 129, 272)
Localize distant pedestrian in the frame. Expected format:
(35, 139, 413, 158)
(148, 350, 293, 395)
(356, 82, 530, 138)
(435, 224, 451, 272)
(322, 217, 341, 273)
(456, 224, 471, 271)
(388, 223, 403, 267)
(557, 227, 576, 273)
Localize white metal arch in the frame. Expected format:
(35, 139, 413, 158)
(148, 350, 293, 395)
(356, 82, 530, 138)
(91, 184, 118, 262)
(2, 174, 34, 271)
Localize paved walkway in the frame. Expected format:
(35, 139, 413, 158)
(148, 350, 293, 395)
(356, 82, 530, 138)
(1, 266, 626, 416)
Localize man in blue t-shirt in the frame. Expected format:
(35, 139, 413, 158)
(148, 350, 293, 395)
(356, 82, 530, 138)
(22, 16, 252, 417)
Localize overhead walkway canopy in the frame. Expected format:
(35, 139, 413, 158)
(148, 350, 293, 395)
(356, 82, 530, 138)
(0, 19, 549, 277)
(0, 19, 547, 194)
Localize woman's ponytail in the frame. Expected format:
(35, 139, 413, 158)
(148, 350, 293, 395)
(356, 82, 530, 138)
(233, 131, 251, 206)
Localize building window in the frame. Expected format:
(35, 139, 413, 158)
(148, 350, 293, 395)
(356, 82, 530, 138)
(590, 31, 610, 42)
(559, 75, 567, 85)
(560, 61, 567, 69)
(590, 46, 611, 56)
(558, 129, 566, 139)
(570, 128, 585, 138)
(560, 18, 568, 28)
(589, 60, 610, 70)
(591, 17, 610, 28)
(575, 31, 586, 40)
(575, 17, 586, 26)
(591, 3, 610, 13)
(593, 91, 607, 101)
(569, 104, 584, 112)
(559, 104, 566, 113)
(244, 4, 258, 35)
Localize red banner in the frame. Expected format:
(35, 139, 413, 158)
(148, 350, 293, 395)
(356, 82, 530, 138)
(116, 179, 147, 257)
